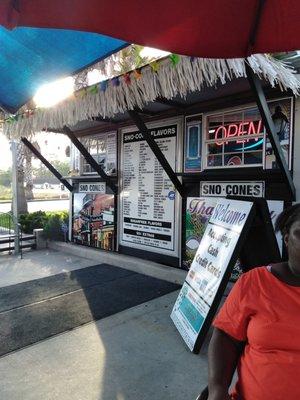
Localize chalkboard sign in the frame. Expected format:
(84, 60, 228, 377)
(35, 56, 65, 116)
(171, 198, 255, 352)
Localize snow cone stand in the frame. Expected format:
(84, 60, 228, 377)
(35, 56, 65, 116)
(2, 0, 300, 351)
(5, 54, 299, 270)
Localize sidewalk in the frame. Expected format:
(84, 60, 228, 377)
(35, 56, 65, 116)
(48, 242, 186, 285)
(0, 248, 99, 288)
(0, 249, 209, 400)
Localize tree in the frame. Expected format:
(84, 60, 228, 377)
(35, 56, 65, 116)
(24, 145, 34, 200)
(10, 141, 28, 214)
(32, 160, 70, 180)
(16, 167, 28, 214)
(0, 168, 11, 187)
(74, 44, 161, 90)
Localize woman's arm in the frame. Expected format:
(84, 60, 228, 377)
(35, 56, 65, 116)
(207, 327, 244, 400)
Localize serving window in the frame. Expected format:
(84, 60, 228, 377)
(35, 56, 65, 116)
(204, 98, 292, 170)
(205, 107, 264, 168)
(80, 131, 117, 175)
(264, 98, 292, 169)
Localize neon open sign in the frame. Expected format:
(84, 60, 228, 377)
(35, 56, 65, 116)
(214, 120, 263, 146)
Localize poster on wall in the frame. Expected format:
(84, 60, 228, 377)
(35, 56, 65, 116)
(171, 198, 254, 352)
(119, 122, 180, 256)
(184, 197, 218, 269)
(73, 188, 115, 251)
(185, 121, 202, 172)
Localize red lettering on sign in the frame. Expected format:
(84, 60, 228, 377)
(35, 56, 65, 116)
(226, 124, 238, 143)
(213, 120, 263, 145)
(215, 126, 226, 146)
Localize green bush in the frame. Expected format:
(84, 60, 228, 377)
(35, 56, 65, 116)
(19, 210, 69, 241)
(19, 211, 48, 233)
(43, 211, 68, 241)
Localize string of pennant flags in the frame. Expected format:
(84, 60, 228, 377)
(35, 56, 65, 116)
(4, 53, 300, 139)
(5, 53, 182, 125)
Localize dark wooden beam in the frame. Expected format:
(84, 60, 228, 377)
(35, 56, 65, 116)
(42, 128, 65, 134)
(128, 110, 185, 197)
(133, 108, 157, 117)
(91, 116, 117, 124)
(156, 97, 187, 111)
(245, 63, 295, 200)
(63, 126, 118, 194)
(21, 137, 73, 192)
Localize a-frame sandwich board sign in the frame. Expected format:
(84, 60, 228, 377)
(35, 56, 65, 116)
(171, 197, 281, 354)
(235, 196, 282, 271)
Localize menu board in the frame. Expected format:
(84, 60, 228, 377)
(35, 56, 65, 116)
(171, 198, 253, 351)
(106, 132, 117, 174)
(120, 123, 179, 255)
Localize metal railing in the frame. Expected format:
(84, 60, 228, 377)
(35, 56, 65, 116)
(0, 212, 13, 231)
(0, 212, 24, 257)
(0, 212, 13, 254)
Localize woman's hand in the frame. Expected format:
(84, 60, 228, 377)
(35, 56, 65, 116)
(207, 386, 230, 400)
(207, 394, 230, 400)
(196, 385, 230, 400)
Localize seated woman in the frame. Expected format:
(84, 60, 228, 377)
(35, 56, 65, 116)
(207, 204, 300, 400)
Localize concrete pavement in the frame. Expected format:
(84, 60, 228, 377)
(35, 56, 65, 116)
(0, 249, 209, 400)
(48, 242, 186, 285)
(0, 249, 99, 288)
(0, 244, 186, 288)
(0, 291, 208, 400)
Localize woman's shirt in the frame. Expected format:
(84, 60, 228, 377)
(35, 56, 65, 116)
(213, 266, 300, 400)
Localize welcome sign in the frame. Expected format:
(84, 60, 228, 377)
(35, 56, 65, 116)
(171, 198, 254, 352)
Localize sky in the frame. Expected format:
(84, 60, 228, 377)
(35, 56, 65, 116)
(0, 47, 168, 172)
(0, 131, 70, 171)
(0, 133, 11, 170)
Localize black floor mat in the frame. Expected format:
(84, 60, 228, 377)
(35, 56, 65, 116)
(0, 264, 180, 357)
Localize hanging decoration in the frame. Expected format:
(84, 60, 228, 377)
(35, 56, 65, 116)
(150, 60, 160, 72)
(123, 72, 131, 84)
(112, 77, 120, 87)
(169, 54, 180, 66)
(4, 54, 300, 139)
(100, 81, 108, 92)
(133, 68, 142, 79)
(88, 84, 98, 94)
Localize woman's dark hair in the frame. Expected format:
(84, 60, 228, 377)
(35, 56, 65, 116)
(275, 204, 300, 235)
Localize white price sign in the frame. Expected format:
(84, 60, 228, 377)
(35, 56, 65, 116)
(79, 182, 106, 193)
(200, 181, 264, 198)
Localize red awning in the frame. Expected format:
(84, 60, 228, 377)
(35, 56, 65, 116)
(0, 0, 300, 58)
